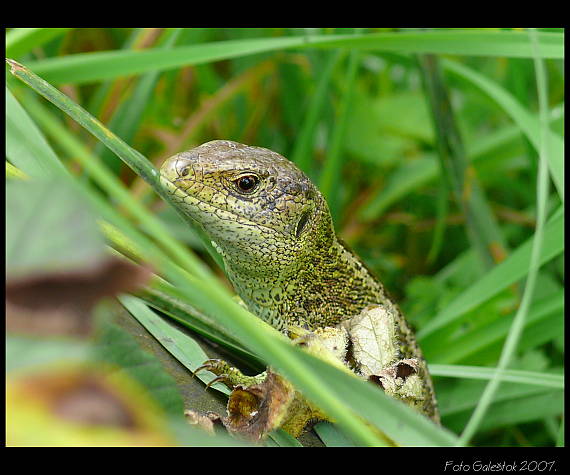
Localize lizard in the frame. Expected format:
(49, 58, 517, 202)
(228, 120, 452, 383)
(159, 140, 439, 439)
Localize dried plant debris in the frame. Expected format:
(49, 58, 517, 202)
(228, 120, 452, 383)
(222, 371, 296, 441)
(343, 305, 430, 416)
(7, 257, 152, 337)
(195, 327, 354, 441)
(6, 365, 175, 446)
(184, 409, 221, 436)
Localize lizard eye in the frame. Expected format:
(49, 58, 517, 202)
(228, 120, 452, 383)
(180, 166, 190, 177)
(234, 174, 259, 194)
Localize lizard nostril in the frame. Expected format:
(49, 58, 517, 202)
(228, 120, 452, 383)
(160, 155, 195, 183)
(174, 157, 195, 179)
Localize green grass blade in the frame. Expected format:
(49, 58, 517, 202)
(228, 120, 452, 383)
(8, 63, 221, 280)
(556, 417, 564, 447)
(319, 48, 360, 220)
(430, 365, 563, 389)
(318, 30, 563, 58)
(438, 379, 556, 418)
(443, 59, 564, 203)
(418, 54, 505, 269)
(6, 28, 72, 58)
(457, 29, 554, 445)
(359, 107, 563, 220)
(419, 206, 563, 339)
(6, 161, 29, 180)
(266, 429, 304, 447)
(6, 86, 67, 178)
(94, 28, 183, 173)
(424, 290, 563, 363)
(23, 30, 563, 85)
(445, 390, 563, 434)
(314, 422, 356, 446)
(291, 50, 343, 175)
(119, 294, 231, 395)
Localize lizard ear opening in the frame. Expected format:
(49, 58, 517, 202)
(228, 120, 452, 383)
(295, 208, 312, 239)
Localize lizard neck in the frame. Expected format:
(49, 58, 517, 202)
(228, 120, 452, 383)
(226, 237, 386, 331)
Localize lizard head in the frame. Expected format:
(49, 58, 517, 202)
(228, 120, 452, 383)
(160, 140, 333, 276)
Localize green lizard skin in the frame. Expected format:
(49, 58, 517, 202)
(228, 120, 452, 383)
(160, 140, 439, 422)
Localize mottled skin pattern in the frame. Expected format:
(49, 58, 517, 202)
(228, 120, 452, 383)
(160, 140, 439, 423)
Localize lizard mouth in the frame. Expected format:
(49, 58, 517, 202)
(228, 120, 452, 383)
(161, 174, 238, 219)
(159, 174, 283, 237)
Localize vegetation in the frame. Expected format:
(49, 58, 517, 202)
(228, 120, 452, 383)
(6, 27, 564, 447)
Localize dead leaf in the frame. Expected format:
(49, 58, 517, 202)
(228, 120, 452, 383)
(6, 257, 152, 337)
(343, 304, 400, 377)
(184, 409, 220, 435)
(222, 370, 295, 442)
(7, 364, 175, 446)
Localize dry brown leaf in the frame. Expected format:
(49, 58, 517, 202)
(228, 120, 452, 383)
(6, 257, 152, 337)
(222, 370, 295, 442)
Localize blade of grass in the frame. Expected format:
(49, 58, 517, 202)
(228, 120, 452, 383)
(119, 294, 231, 395)
(8, 70, 221, 279)
(442, 58, 564, 203)
(418, 206, 563, 339)
(94, 28, 182, 173)
(457, 28, 554, 446)
(438, 378, 555, 418)
(418, 53, 506, 269)
(424, 290, 563, 364)
(6, 161, 29, 180)
(445, 390, 563, 434)
(319, 45, 360, 221)
(6, 86, 67, 178)
(429, 364, 563, 389)
(556, 417, 564, 447)
(291, 50, 343, 176)
(265, 429, 304, 447)
(6, 28, 72, 59)
(426, 180, 449, 263)
(314, 422, 356, 447)
(359, 106, 563, 220)
(23, 30, 563, 85)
